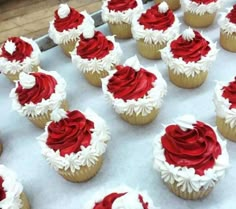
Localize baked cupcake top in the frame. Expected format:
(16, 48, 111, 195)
(84, 186, 158, 209)
(0, 165, 23, 209)
(180, 0, 221, 15)
(48, 3, 95, 44)
(153, 115, 229, 193)
(102, 0, 143, 24)
(102, 56, 167, 116)
(132, 2, 180, 44)
(38, 108, 110, 172)
(0, 37, 41, 75)
(219, 5, 236, 35)
(71, 28, 122, 73)
(214, 77, 236, 128)
(161, 28, 218, 77)
(10, 68, 66, 117)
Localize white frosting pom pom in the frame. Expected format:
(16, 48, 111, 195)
(58, 4, 71, 19)
(19, 72, 36, 89)
(50, 108, 68, 122)
(174, 114, 197, 131)
(158, 1, 169, 13)
(124, 55, 141, 71)
(4, 40, 16, 55)
(182, 28, 195, 41)
(83, 26, 95, 39)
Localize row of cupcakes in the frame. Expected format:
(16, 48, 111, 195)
(0, 114, 230, 209)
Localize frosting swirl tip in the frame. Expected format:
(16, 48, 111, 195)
(50, 108, 68, 122)
(58, 3, 71, 19)
(174, 114, 197, 130)
(4, 40, 16, 55)
(19, 72, 36, 89)
(182, 28, 195, 41)
(124, 55, 141, 71)
(158, 2, 169, 13)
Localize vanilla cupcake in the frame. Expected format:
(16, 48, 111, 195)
(153, 115, 229, 200)
(49, 3, 95, 56)
(84, 185, 158, 209)
(161, 28, 218, 88)
(102, 56, 167, 125)
(219, 5, 236, 52)
(0, 37, 41, 82)
(214, 78, 236, 141)
(10, 69, 68, 128)
(154, 0, 180, 11)
(132, 2, 180, 59)
(38, 108, 110, 182)
(101, 0, 143, 39)
(181, 0, 221, 27)
(0, 165, 30, 209)
(71, 29, 122, 87)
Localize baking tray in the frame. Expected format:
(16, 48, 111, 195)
(1, 1, 236, 209)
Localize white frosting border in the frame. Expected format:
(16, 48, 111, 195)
(160, 33, 218, 77)
(71, 35, 123, 73)
(180, 0, 221, 15)
(214, 80, 236, 128)
(84, 185, 159, 209)
(219, 7, 236, 35)
(131, 6, 180, 44)
(0, 165, 23, 209)
(101, 0, 144, 24)
(38, 109, 110, 172)
(102, 63, 167, 116)
(9, 68, 67, 117)
(0, 37, 41, 75)
(153, 122, 229, 193)
(48, 10, 95, 44)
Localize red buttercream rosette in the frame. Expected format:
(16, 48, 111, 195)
(0, 177, 6, 201)
(226, 4, 236, 24)
(222, 77, 236, 109)
(107, 0, 138, 12)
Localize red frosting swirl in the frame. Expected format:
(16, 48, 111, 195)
(138, 4, 175, 31)
(161, 121, 222, 176)
(171, 31, 210, 63)
(107, 0, 137, 12)
(191, 0, 217, 4)
(54, 7, 84, 32)
(222, 77, 236, 109)
(0, 37, 33, 62)
(46, 110, 94, 157)
(226, 5, 236, 24)
(107, 66, 157, 101)
(0, 177, 6, 201)
(77, 31, 114, 60)
(15, 72, 57, 106)
(93, 192, 148, 209)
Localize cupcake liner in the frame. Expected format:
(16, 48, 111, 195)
(20, 192, 30, 209)
(168, 68, 208, 88)
(28, 99, 69, 128)
(216, 116, 236, 142)
(154, 0, 180, 11)
(220, 30, 236, 52)
(0, 143, 3, 156)
(108, 22, 132, 39)
(58, 156, 103, 182)
(183, 12, 216, 28)
(60, 39, 78, 57)
(5, 65, 39, 82)
(119, 108, 159, 125)
(137, 40, 166, 60)
(83, 70, 109, 87)
(166, 181, 213, 200)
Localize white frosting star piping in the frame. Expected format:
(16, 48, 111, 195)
(182, 28, 195, 41)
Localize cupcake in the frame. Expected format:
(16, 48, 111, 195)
(154, 0, 181, 11)
(132, 2, 180, 59)
(0, 165, 30, 209)
(84, 185, 158, 209)
(181, 0, 221, 27)
(219, 5, 236, 52)
(102, 56, 167, 125)
(10, 69, 68, 129)
(101, 0, 143, 39)
(71, 29, 122, 87)
(48, 3, 95, 56)
(0, 36, 41, 82)
(38, 108, 110, 182)
(214, 78, 236, 141)
(161, 28, 218, 88)
(153, 115, 229, 200)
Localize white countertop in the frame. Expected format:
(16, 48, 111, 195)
(0, 1, 236, 209)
